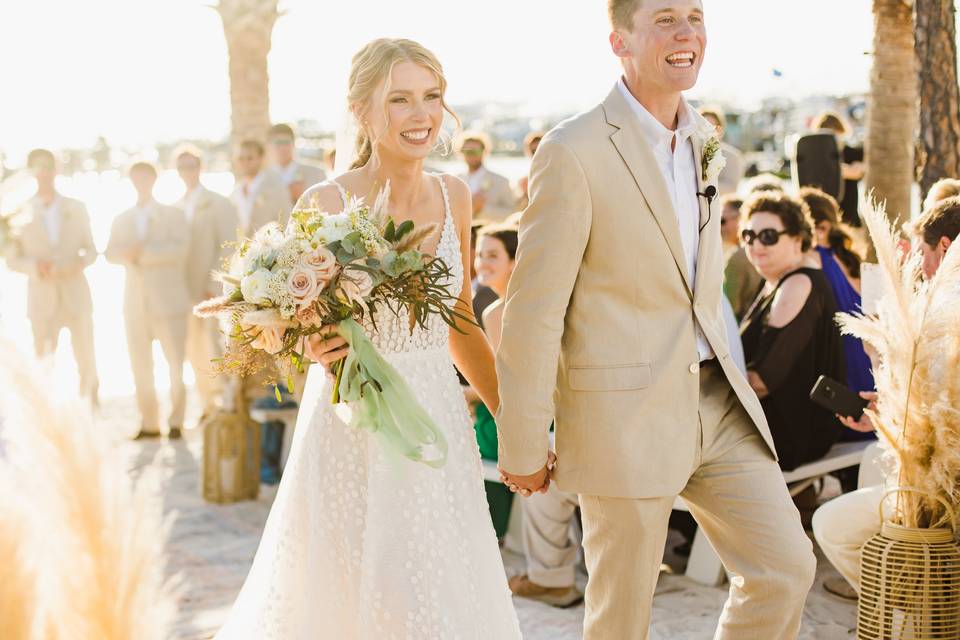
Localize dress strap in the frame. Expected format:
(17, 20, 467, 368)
(436, 174, 453, 225)
(329, 180, 349, 211)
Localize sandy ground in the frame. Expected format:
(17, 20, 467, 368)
(88, 391, 860, 640)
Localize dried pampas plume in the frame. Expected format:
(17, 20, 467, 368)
(0, 340, 178, 639)
(0, 493, 36, 640)
(838, 196, 960, 529)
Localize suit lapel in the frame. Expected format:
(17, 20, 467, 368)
(603, 86, 693, 296)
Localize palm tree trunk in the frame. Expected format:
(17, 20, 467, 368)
(217, 0, 281, 146)
(914, 0, 960, 203)
(866, 0, 917, 226)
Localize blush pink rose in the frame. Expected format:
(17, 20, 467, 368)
(295, 305, 323, 328)
(286, 265, 320, 306)
(251, 324, 285, 355)
(299, 247, 338, 287)
(340, 269, 375, 307)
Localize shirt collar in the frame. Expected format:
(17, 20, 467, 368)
(617, 78, 698, 154)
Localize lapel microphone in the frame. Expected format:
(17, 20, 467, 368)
(697, 185, 717, 207)
(697, 185, 717, 232)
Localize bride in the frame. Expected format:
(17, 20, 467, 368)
(214, 38, 523, 639)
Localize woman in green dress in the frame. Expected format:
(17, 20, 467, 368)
(466, 223, 518, 539)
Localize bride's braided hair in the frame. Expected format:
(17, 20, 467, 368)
(347, 38, 460, 170)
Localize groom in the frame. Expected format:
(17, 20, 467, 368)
(496, 1, 816, 638)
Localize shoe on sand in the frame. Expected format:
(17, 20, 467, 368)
(508, 574, 583, 608)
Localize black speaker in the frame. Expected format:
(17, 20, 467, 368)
(792, 132, 844, 201)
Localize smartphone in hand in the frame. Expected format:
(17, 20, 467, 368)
(809, 375, 870, 419)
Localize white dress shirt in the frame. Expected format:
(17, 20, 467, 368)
(37, 196, 62, 246)
(133, 201, 156, 241)
(465, 166, 489, 195)
(618, 79, 713, 361)
(183, 186, 203, 223)
(234, 172, 265, 234)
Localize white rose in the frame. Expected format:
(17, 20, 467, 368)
(239, 268, 273, 305)
(319, 213, 352, 244)
(706, 152, 726, 185)
(253, 222, 284, 247)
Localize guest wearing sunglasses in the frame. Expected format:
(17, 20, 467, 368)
(739, 192, 845, 470)
(456, 131, 516, 221)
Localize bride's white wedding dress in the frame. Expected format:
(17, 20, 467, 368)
(215, 175, 522, 640)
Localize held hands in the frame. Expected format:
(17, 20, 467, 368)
(304, 325, 351, 376)
(499, 450, 557, 497)
(837, 391, 878, 433)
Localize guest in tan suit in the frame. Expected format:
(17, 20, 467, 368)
(106, 162, 190, 440)
(7, 148, 99, 401)
(231, 140, 293, 237)
(456, 131, 516, 221)
(175, 145, 238, 418)
(267, 123, 327, 203)
(495, 2, 815, 638)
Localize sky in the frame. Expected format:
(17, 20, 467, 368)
(0, 0, 874, 159)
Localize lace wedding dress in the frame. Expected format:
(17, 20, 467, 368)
(215, 176, 522, 640)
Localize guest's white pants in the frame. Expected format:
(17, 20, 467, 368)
(812, 484, 885, 593)
(522, 483, 580, 588)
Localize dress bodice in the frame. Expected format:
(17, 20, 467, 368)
(327, 176, 463, 355)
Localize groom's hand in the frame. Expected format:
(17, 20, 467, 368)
(499, 451, 556, 497)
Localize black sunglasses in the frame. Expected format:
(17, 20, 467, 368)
(741, 228, 788, 246)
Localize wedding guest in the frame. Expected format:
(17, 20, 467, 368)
(456, 131, 514, 221)
(470, 219, 498, 327)
(813, 197, 960, 598)
(266, 123, 326, 204)
(720, 195, 762, 320)
(800, 187, 874, 403)
(741, 173, 786, 196)
(923, 177, 960, 211)
(323, 148, 337, 175)
(814, 111, 864, 227)
(739, 191, 846, 470)
(232, 140, 293, 236)
(174, 145, 238, 419)
(700, 106, 745, 196)
(7, 148, 99, 402)
(105, 162, 190, 439)
(514, 131, 544, 211)
(470, 224, 519, 539)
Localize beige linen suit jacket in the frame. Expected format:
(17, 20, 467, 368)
(459, 168, 517, 221)
(496, 85, 776, 499)
(104, 203, 191, 317)
(7, 196, 97, 322)
(232, 171, 293, 237)
(179, 187, 237, 302)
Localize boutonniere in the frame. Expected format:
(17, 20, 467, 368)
(700, 130, 726, 184)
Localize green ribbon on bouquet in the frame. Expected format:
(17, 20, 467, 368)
(331, 318, 448, 469)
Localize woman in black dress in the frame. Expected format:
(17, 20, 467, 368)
(739, 192, 846, 471)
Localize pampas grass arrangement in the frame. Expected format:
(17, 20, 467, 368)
(0, 493, 36, 640)
(0, 341, 177, 639)
(838, 198, 960, 530)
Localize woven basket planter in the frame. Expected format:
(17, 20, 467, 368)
(857, 489, 960, 639)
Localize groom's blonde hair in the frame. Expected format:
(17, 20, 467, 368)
(609, 0, 642, 30)
(347, 38, 460, 170)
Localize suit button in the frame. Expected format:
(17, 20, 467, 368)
(689, 363, 699, 374)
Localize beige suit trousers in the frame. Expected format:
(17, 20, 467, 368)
(186, 314, 224, 413)
(812, 484, 884, 594)
(32, 311, 98, 398)
(578, 365, 816, 640)
(126, 312, 187, 432)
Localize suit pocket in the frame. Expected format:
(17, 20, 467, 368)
(567, 364, 652, 392)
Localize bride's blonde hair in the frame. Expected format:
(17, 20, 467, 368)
(347, 38, 460, 169)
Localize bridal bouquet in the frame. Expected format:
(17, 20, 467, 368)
(195, 184, 469, 467)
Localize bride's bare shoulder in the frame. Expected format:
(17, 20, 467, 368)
(436, 173, 471, 225)
(297, 180, 349, 213)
